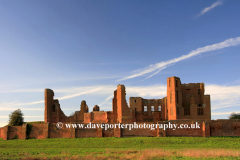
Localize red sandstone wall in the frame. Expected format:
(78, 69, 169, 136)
(142, 112, 153, 122)
(2, 119, 240, 140)
(180, 83, 210, 121)
(8, 126, 23, 139)
(165, 120, 205, 137)
(116, 85, 136, 123)
(0, 127, 4, 139)
(107, 112, 114, 123)
(167, 77, 181, 120)
(49, 123, 74, 138)
(103, 129, 114, 137)
(28, 124, 48, 139)
(162, 97, 167, 120)
(129, 97, 143, 112)
(181, 83, 204, 109)
(84, 111, 109, 123)
(204, 95, 211, 120)
(153, 112, 161, 122)
(44, 78, 212, 127)
(84, 113, 91, 123)
(210, 120, 240, 136)
(135, 112, 144, 122)
(45, 88, 88, 124)
(136, 111, 161, 122)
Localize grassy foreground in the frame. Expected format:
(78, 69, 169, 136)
(1, 137, 240, 159)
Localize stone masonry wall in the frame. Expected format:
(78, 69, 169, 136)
(1, 120, 240, 140)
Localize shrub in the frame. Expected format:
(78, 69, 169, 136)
(8, 109, 24, 126)
(229, 112, 240, 120)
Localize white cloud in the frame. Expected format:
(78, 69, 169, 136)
(205, 84, 240, 111)
(57, 87, 103, 100)
(126, 85, 166, 98)
(0, 101, 44, 109)
(0, 107, 77, 111)
(0, 108, 43, 111)
(0, 116, 44, 118)
(144, 66, 169, 80)
(0, 123, 8, 127)
(0, 87, 103, 110)
(197, 0, 223, 17)
(98, 94, 114, 107)
(0, 89, 43, 93)
(0, 85, 167, 111)
(1, 83, 240, 115)
(117, 37, 240, 81)
(212, 112, 240, 116)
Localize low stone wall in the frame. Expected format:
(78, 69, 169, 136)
(0, 127, 5, 139)
(210, 119, 240, 136)
(8, 126, 24, 139)
(165, 120, 207, 137)
(1, 120, 240, 140)
(0, 125, 26, 140)
(28, 124, 48, 139)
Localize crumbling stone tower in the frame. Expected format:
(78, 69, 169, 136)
(167, 76, 211, 120)
(167, 77, 182, 120)
(115, 85, 135, 123)
(44, 89, 54, 123)
(44, 88, 89, 123)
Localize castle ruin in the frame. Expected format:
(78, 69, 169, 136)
(1, 76, 240, 140)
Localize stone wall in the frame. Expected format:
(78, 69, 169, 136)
(164, 120, 208, 137)
(210, 120, 240, 136)
(44, 89, 88, 123)
(28, 124, 49, 139)
(1, 120, 240, 140)
(0, 127, 4, 139)
(84, 111, 109, 123)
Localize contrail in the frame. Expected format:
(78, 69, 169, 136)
(118, 37, 240, 81)
(197, 0, 223, 17)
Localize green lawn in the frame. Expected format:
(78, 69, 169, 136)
(0, 137, 240, 159)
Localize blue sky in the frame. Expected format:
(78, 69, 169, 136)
(1, 0, 240, 127)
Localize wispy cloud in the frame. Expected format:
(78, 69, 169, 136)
(144, 66, 168, 80)
(0, 87, 103, 110)
(118, 37, 240, 81)
(0, 89, 43, 93)
(0, 76, 120, 92)
(0, 107, 77, 111)
(1, 83, 240, 114)
(98, 95, 113, 107)
(205, 84, 240, 111)
(197, 0, 223, 17)
(127, 85, 166, 98)
(0, 101, 45, 109)
(0, 85, 167, 111)
(98, 85, 167, 107)
(57, 87, 103, 100)
(212, 112, 240, 116)
(0, 116, 44, 118)
(0, 108, 43, 111)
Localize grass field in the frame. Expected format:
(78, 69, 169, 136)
(1, 137, 240, 159)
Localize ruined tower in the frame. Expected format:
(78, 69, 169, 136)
(167, 76, 182, 120)
(44, 89, 54, 123)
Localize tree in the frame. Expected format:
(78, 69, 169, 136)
(8, 109, 24, 126)
(69, 112, 75, 117)
(229, 112, 240, 120)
